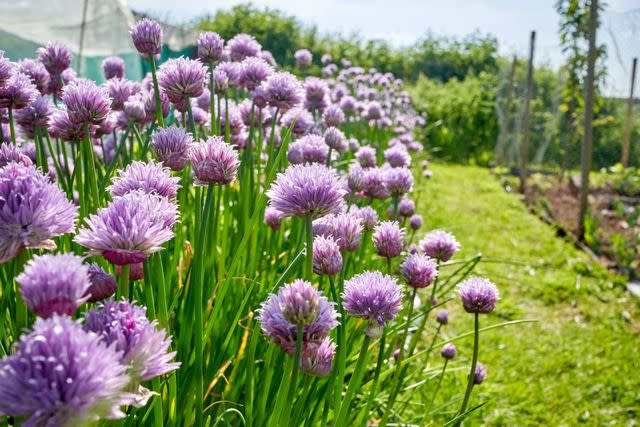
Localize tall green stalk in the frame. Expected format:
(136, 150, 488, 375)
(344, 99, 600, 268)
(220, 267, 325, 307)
(148, 54, 165, 128)
(305, 215, 313, 282)
(457, 313, 480, 423)
(335, 335, 371, 427)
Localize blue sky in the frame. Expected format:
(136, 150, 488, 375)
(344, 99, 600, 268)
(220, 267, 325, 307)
(126, 0, 640, 96)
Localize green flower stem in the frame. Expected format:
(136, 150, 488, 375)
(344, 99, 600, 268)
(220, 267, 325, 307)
(392, 193, 399, 220)
(209, 63, 215, 135)
(7, 106, 16, 144)
(457, 312, 480, 423)
(305, 214, 313, 282)
(119, 264, 130, 300)
(185, 96, 197, 140)
(14, 250, 29, 336)
(361, 330, 386, 427)
(329, 274, 346, 417)
(280, 325, 304, 427)
(148, 54, 165, 128)
(83, 123, 100, 210)
(429, 359, 449, 410)
(335, 334, 371, 427)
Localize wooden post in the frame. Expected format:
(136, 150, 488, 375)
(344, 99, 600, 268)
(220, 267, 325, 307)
(578, 0, 599, 240)
(621, 57, 637, 167)
(496, 55, 517, 165)
(519, 32, 535, 193)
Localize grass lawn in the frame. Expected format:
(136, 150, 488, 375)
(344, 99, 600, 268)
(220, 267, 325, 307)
(413, 163, 640, 425)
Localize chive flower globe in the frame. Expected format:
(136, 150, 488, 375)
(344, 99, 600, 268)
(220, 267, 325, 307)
(107, 160, 180, 200)
(287, 134, 328, 165)
(16, 253, 90, 317)
(238, 57, 273, 91)
(102, 56, 125, 80)
(0, 144, 31, 169)
(151, 126, 193, 171)
(260, 71, 304, 111)
(322, 104, 345, 127)
(278, 279, 321, 326)
(304, 77, 329, 111)
(384, 145, 412, 168)
(436, 309, 449, 325)
(295, 49, 313, 69)
(300, 338, 336, 377)
(356, 146, 377, 168)
(441, 343, 457, 359)
(330, 212, 363, 252)
(363, 167, 389, 200)
(419, 230, 460, 262)
(264, 206, 284, 230)
(157, 57, 208, 105)
(0, 51, 12, 88)
(0, 162, 77, 264)
(313, 235, 343, 276)
(49, 108, 87, 142)
(74, 191, 178, 265)
(37, 42, 72, 75)
(130, 18, 163, 56)
(17, 59, 50, 94)
(15, 96, 53, 138)
(342, 270, 403, 338)
(105, 77, 140, 111)
(257, 281, 339, 355)
(267, 164, 346, 219)
(188, 136, 240, 186)
(62, 79, 111, 126)
(0, 315, 130, 425)
(373, 220, 405, 259)
(457, 277, 500, 314)
(227, 33, 261, 62)
(471, 362, 487, 385)
(324, 126, 346, 151)
(353, 205, 378, 231)
(197, 32, 225, 64)
(84, 299, 180, 383)
(385, 166, 414, 196)
(409, 214, 423, 230)
(282, 107, 314, 136)
(400, 253, 438, 289)
(86, 263, 118, 302)
(0, 73, 38, 110)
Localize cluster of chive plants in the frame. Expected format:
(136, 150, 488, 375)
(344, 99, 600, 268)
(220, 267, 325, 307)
(0, 17, 509, 427)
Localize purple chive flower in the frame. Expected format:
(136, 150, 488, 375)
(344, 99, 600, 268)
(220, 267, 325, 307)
(458, 278, 500, 314)
(108, 160, 180, 199)
(0, 143, 32, 168)
(188, 136, 240, 186)
(151, 126, 192, 171)
(261, 72, 304, 110)
(295, 49, 313, 69)
(356, 146, 377, 168)
(300, 338, 335, 377)
(85, 263, 118, 302)
(264, 206, 284, 230)
(130, 18, 163, 55)
(16, 253, 90, 317)
(122, 95, 146, 125)
(62, 79, 111, 126)
(278, 279, 322, 326)
(105, 78, 141, 111)
(198, 32, 225, 64)
(84, 299, 180, 383)
(324, 127, 345, 151)
(354, 206, 378, 231)
(321, 54, 332, 64)
(157, 57, 207, 104)
(227, 34, 261, 62)
(282, 107, 313, 136)
(385, 166, 413, 196)
(17, 59, 50, 94)
(313, 235, 343, 276)
(0, 316, 130, 425)
(48, 67, 77, 99)
(331, 212, 363, 252)
(339, 95, 357, 114)
(471, 362, 487, 384)
(373, 221, 405, 259)
(384, 146, 411, 168)
(49, 108, 87, 142)
(400, 253, 438, 289)
(14, 96, 53, 137)
(260, 50, 276, 66)
(363, 167, 389, 200)
(441, 343, 457, 359)
(0, 163, 77, 264)
(365, 101, 383, 120)
(239, 57, 273, 91)
(37, 42, 72, 75)
(288, 134, 328, 165)
(216, 61, 240, 89)
(409, 214, 423, 231)
(74, 191, 178, 265)
(436, 309, 449, 325)
(0, 73, 38, 110)
(267, 164, 346, 219)
(0, 52, 12, 88)
(102, 56, 125, 80)
(419, 230, 460, 262)
(421, 160, 429, 169)
(397, 197, 415, 218)
(347, 163, 365, 193)
(257, 282, 339, 355)
(304, 77, 329, 111)
(342, 271, 403, 338)
(323, 104, 345, 127)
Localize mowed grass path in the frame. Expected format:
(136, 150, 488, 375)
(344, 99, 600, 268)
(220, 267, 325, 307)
(415, 163, 640, 425)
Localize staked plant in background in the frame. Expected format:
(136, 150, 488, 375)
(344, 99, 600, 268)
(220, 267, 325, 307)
(0, 17, 528, 427)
